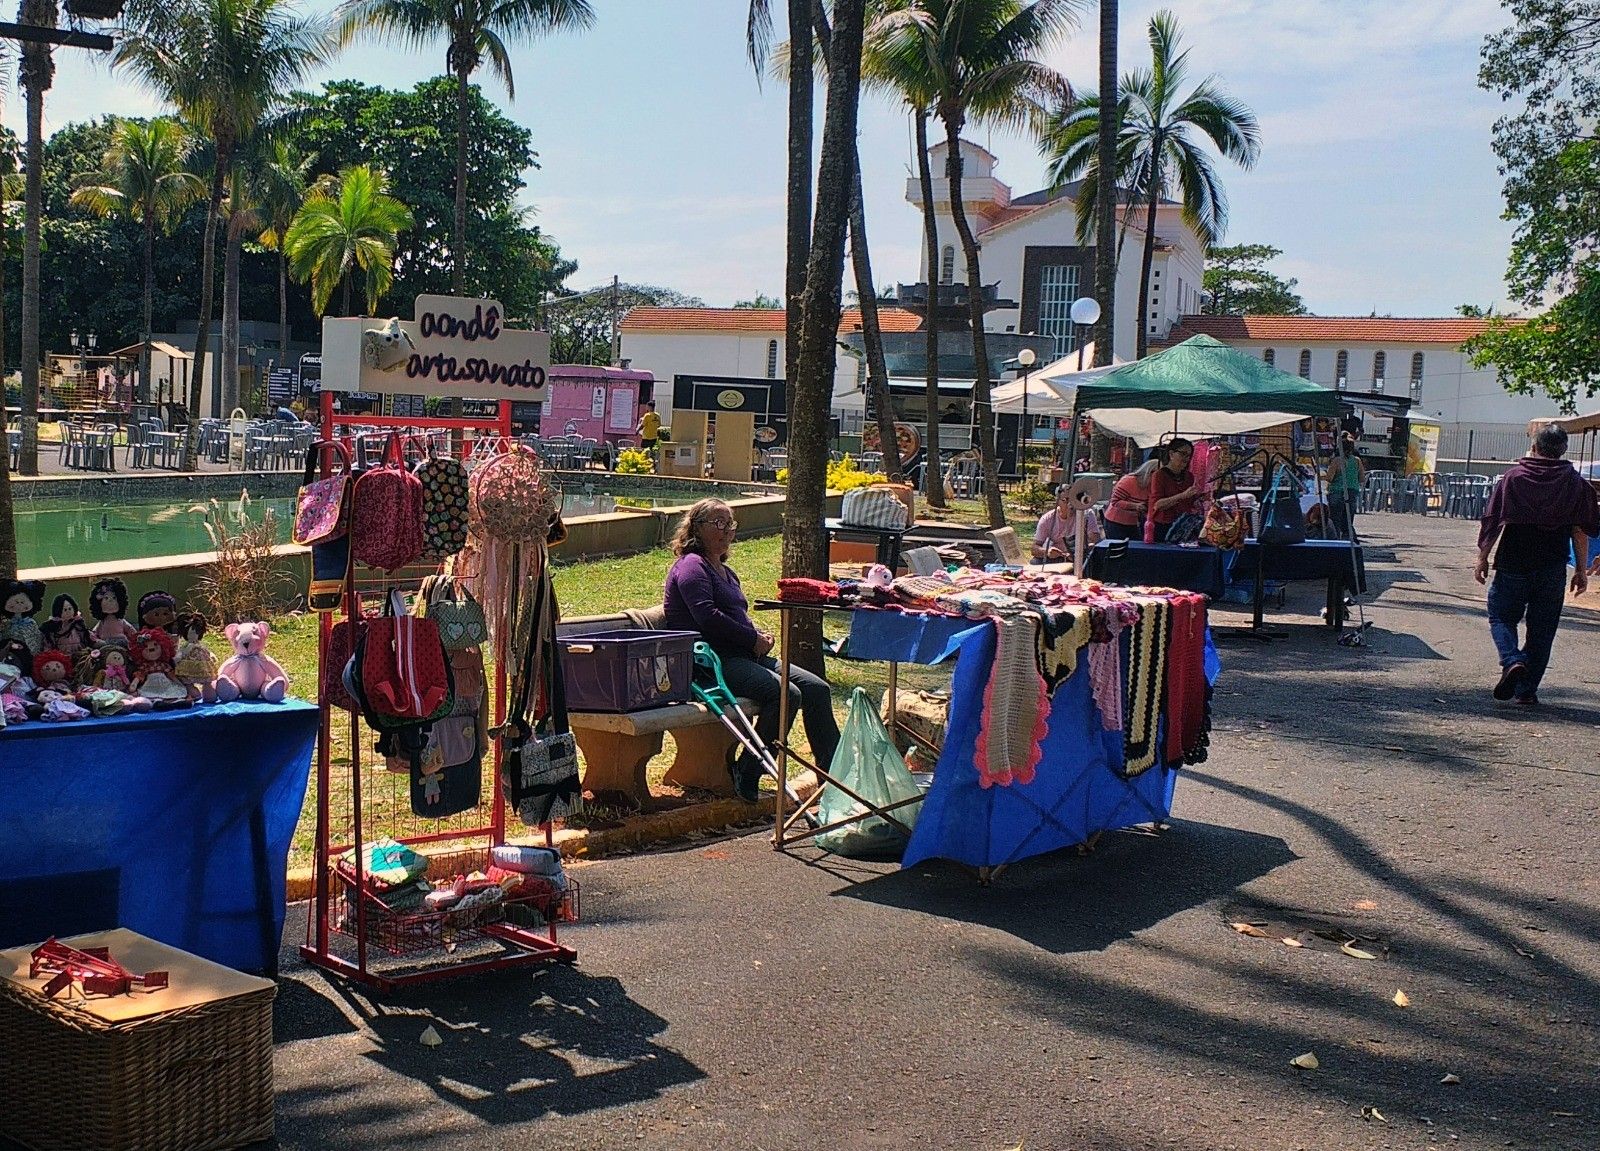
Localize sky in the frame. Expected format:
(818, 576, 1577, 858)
(10, 0, 1519, 317)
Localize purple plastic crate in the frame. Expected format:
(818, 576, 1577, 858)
(558, 630, 699, 713)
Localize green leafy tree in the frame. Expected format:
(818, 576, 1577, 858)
(254, 138, 316, 368)
(115, 0, 334, 462)
(1464, 1, 1600, 408)
(282, 78, 575, 318)
(732, 292, 782, 309)
(70, 117, 205, 404)
(336, 0, 595, 295)
(1201, 243, 1307, 316)
(546, 282, 702, 365)
(1042, 9, 1260, 358)
(872, 0, 1081, 527)
(284, 163, 414, 316)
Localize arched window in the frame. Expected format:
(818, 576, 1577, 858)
(1297, 349, 1311, 379)
(1410, 351, 1425, 398)
(1373, 350, 1387, 385)
(766, 339, 779, 379)
(1335, 350, 1349, 385)
(939, 245, 956, 285)
(1263, 348, 1275, 366)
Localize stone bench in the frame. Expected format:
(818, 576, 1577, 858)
(560, 608, 759, 810)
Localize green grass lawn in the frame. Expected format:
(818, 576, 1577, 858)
(272, 498, 1029, 860)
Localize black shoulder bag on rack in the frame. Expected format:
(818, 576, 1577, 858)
(500, 568, 582, 827)
(1259, 460, 1307, 546)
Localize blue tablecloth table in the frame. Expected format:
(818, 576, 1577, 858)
(0, 699, 318, 974)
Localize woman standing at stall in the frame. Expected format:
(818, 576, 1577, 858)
(1149, 439, 1204, 541)
(1102, 459, 1161, 540)
(1325, 432, 1365, 539)
(663, 499, 841, 800)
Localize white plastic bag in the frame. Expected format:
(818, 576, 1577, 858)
(816, 688, 925, 858)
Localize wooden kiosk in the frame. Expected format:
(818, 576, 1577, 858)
(665, 374, 787, 482)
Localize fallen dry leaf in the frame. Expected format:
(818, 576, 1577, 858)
(1361, 1106, 1387, 1123)
(1231, 922, 1270, 938)
(702, 849, 731, 860)
(1282, 937, 1304, 948)
(1290, 1052, 1320, 1070)
(419, 1025, 443, 1047)
(1440, 1073, 1461, 1085)
(1393, 990, 1411, 1008)
(1354, 899, 1379, 911)
(1342, 941, 1379, 961)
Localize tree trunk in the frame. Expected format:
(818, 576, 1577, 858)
(140, 213, 156, 405)
(784, 0, 813, 409)
(786, 0, 863, 677)
(848, 157, 899, 483)
(278, 250, 290, 367)
(915, 110, 944, 509)
(941, 114, 1005, 527)
(453, 65, 470, 294)
(813, 2, 897, 484)
(341, 271, 352, 318)
(1136, 142, 1160, 360)
(1094, 0, 1118, 367)
(17, 0, 55, 477)
(221, 214, 241, 416)
(0, 185, 14, 573)
(189, 156, 227, 466)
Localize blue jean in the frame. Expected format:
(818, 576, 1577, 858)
(1486, 564, 1567, 696)
(717, 654, 841, 776)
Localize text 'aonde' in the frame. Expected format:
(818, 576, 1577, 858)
(405, 303, 547, 390)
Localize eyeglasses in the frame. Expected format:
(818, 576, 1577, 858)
(704, 517, 737, 531)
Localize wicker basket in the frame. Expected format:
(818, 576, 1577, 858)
(0, 930, 276, 1151)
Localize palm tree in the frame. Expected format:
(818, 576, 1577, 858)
(871, 0, 1080, 527)
(284, 164, 414, 317)
(255, 138, 315, 369)
(337, 0, 595, 295)
(70, 117, 205, 409)
(220, 163, 261, 414)
(0, 127, 21, 573)
(1042, 9, 1259, 358)
(115, 0, 333, 463)
(1093, 0, 1117, 366)
(16, 0, 57, 478)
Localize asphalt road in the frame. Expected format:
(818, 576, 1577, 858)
(271, 512, 1600, 1151)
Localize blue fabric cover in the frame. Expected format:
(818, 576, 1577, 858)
(1084, 540, 1233, 598)
(1237, 538, 1366, 591)
(846, 610, 1217, 870)
(0, 700, 318, 973)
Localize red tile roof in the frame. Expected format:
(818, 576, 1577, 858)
(620, 306, 923, 337)
(1166, 314, 1510, 345)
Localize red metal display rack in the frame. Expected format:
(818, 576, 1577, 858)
(299, 394, 578, 990)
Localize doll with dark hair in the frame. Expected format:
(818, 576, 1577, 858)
(41, 594, 93, 663)
(1, 579, 46, 656)
(0, 636, 33, 678)
(137, 590, 179, 633)
(172, 613, 219, 703)
(88, 577, 138, 648)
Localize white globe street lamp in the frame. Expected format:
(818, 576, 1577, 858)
(1070, 297, 1101, 370)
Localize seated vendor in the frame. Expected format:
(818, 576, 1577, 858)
(663, 499, 841, 801)
(1149, 438, 1204, 541)
(1032, 486, 1103, 563)
(1102, 459, 1160, 540)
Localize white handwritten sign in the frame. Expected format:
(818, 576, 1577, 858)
(318, 294, 551, 401)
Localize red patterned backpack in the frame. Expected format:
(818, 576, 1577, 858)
(350, 432, 425, 571)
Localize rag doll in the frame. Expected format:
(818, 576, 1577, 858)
(40, 594, 93, 664)
(0, 578, 46, 656)
(88, 577, 138, 648)
(136, 590, 179, 634)
(31, 648, 76, 698)
(0, 637, 33, 680)
(214, 621, 288, 703)
(90, 643, 133, 693)
(172, 613, 219, 703)
(130, 627, 189, 707)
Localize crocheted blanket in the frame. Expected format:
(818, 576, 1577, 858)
(975, 611, 1048, 788)
(1122, 597, 1171, 777)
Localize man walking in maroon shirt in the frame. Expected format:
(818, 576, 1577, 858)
(1475, 423, 1599, 705)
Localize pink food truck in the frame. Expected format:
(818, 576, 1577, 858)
(540, 365, 655, 450)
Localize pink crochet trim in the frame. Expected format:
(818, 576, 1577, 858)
(973, 615, 1049, 788)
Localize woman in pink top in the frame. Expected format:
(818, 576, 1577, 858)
(1102, 459, 1161, 540)
(1032, 486, 1103, 563)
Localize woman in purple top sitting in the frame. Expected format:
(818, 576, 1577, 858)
(663, 499, 840, 801)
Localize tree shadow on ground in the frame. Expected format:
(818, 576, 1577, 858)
(274, 963, 704, 1145)
(829, 819, 1297, 954)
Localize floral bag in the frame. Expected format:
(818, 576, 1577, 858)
(350, 432, 425, 571)
(292, 439, 353, 546)
(414, 443, 470, 560)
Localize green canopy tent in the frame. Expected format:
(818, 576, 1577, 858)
(1068, 334, 1342, 448)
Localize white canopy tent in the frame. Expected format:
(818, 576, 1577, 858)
(1085, 407, 1315, 448)
(992, 357, 1126, 415)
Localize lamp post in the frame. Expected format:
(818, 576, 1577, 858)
(1068, 297, 1100, 469)
(1016, 347, 1036, 479)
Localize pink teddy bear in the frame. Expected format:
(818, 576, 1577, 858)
(214, 621, 289, 703)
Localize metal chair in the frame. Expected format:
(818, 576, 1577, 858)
(948, 456, 983, 498)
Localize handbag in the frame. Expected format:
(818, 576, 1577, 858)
(499, 570, 581, 827)
(1165, 512, 1206, 543)
(350, 432, 426, 571)
(292, 439, 353, 546)
(1200, 469, 1246, 550)
(1259, 464, 1307, 546)
(414, 441, 470, 560)
(840, 487, 909, 530)
(322, 613, 365, 713)
(357, 589, 453, 721)
(423, 576, 488, 651)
